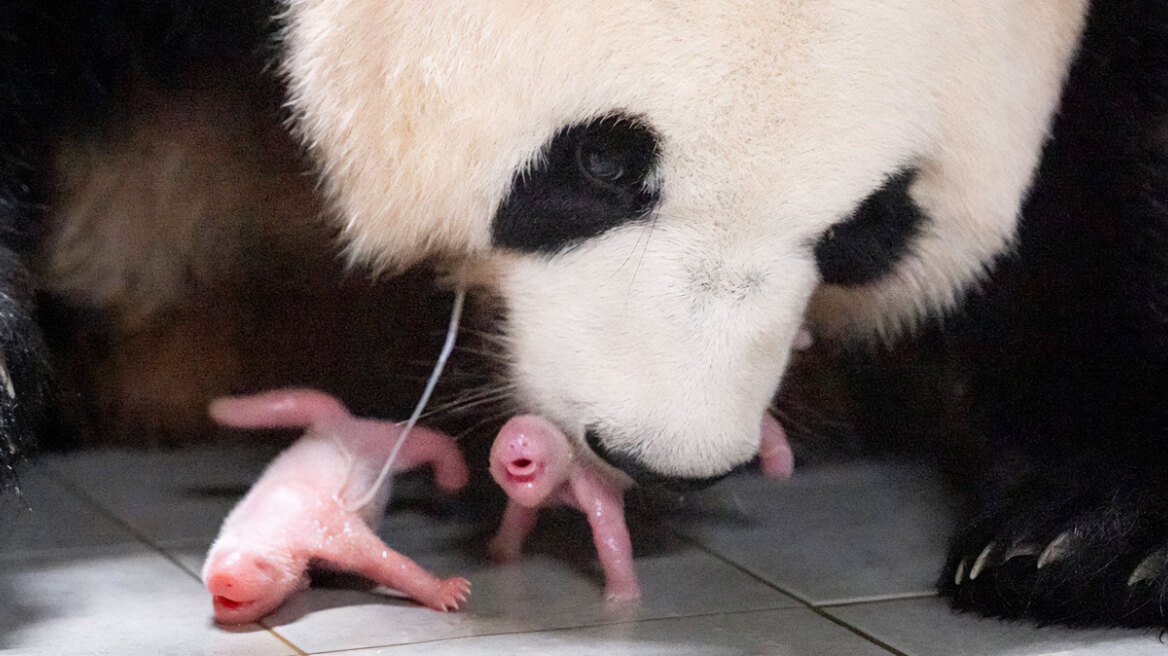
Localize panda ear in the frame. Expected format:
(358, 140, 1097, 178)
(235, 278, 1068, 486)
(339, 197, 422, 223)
(806, 7, 1088, 341)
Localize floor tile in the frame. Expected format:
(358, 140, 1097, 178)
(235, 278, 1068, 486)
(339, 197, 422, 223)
(45, 446, 279, 544)
(669, 462, 953, 605)
(827, 597, 1162, 656)
(205, 508, 797, 653)
(30, 448, 1159, 656)
(332, 609, 894, 656)
(0, 464, 139, 558)
(0, 547, 295, 656)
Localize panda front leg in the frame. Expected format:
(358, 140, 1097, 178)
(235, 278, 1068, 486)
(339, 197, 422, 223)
(0, 125, 53, 491)
(0, 4, 76, 489)
(0, 203, 51, 490)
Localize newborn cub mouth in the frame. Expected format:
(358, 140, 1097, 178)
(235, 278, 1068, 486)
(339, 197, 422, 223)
(504, 457, 540, 485)
(212, 596, 253, 612)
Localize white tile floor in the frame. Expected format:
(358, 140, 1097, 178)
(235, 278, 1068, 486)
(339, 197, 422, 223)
(0, 447, 1161, 655)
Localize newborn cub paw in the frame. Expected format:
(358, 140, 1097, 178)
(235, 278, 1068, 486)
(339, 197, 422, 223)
(424, 577, 472, 612)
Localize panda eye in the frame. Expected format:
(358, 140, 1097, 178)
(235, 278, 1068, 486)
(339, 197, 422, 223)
(573, 120, 655, 188)
(493, 113, 661, 254)
(578, 145, 627, 184)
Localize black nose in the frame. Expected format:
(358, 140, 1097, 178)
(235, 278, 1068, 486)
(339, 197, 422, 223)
(584, 428, 732, 492)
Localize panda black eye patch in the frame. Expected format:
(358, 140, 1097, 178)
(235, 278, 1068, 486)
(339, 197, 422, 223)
(813, 168, 930, 287)
(493, 115, 661, 254)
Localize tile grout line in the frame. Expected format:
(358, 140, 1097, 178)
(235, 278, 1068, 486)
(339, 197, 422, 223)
(41, 464, 211, 572)
(264, 628, 311, 656)
(672, 530, 814, 605)
(41, 464, 310, 656)
(673, 530, 910, 656)
(808, 607, 911, 656)
(817, 592, 939, 609)
(301, 607, 818, 655)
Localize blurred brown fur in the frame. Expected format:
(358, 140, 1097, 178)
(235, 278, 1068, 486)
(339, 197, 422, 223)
(36, 60, 451, 447)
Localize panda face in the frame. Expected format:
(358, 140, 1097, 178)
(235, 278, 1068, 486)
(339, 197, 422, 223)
(283, 1, 1088, 483)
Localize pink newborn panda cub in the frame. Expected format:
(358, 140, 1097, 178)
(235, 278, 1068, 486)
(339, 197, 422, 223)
(202, 389, 472, 624)
(487, 413, 793, 602)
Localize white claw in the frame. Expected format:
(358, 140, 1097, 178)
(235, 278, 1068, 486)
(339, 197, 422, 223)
(954, 558, 967, 586)
(969, 542, 996, 581)
(0, 355, 14, 399)
(1037, 532, 1072, 569)
(1003, 543, 1041, 562)
(1128, 550, 1168, 587)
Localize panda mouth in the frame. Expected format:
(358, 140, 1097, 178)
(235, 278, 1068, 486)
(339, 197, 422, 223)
(584, 428, 733, 491)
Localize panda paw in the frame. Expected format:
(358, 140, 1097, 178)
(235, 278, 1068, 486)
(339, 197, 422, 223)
(940, 473, 1168, 627)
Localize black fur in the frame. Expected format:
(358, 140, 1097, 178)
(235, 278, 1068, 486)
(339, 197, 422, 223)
(813, 168, 927, 286)
(0, 4, 74, 488)
(493, 115, 660, 254)
(585, 428, 731, 491)
(937, 0, 1168, 626)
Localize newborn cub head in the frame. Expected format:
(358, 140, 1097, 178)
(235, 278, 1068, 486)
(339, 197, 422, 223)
(282, 1, 1087, 484)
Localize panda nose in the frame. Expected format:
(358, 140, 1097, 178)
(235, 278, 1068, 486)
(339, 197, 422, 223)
(584, 428, 732, 491)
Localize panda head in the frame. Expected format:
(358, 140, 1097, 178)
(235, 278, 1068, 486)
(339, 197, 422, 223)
(282, 1, 1087, 484)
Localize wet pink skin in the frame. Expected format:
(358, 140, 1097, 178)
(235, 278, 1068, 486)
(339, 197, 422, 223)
(758, 413, 795, 480)
(202, 389, 471, 625)
(487, 415, 640, 602)
(486, 413, 794, 603)
(758, 324, 806, 479)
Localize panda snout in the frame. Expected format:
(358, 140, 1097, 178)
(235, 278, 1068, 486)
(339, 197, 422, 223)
(584, 428, 734, 491)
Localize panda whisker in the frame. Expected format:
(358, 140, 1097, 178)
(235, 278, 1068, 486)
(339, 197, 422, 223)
(418, 395, 513, 421)
(629, 212, 660, 293)
(454, 407, 520, 442)
(420, 387, 513, 415)
(616, 214, 653, 274)
(431, 369, 499, 384)
(428, 381, 515, 406)
(615, 207, 663, 292)
(452, 345, 512, 364)
(455, 331, 511, 352)
(420, 382, 516, 420)
(458, 326, 512, 345)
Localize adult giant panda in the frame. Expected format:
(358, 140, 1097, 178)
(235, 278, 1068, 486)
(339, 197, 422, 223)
(278, 0, 1168, 628)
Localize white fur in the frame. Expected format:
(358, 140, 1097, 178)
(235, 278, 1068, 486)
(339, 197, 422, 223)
(283, 1, 1089, 477)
